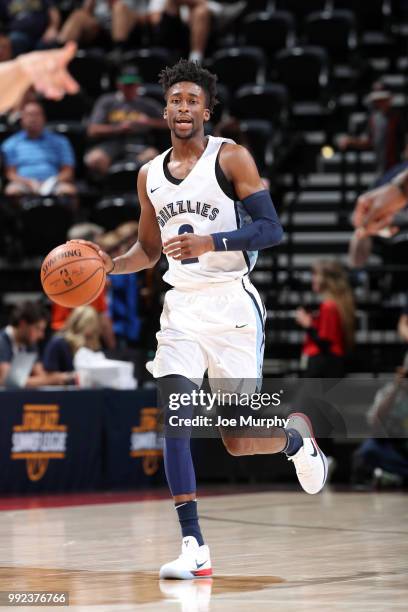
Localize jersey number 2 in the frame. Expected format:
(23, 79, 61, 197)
(178, 225, 199, 265)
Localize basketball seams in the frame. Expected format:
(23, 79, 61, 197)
(81, 269, 106, 305)
(46, 266, 104, 298)
(41, 257, 103, 284)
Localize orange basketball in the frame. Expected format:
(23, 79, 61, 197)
(41, 241, 106, 308)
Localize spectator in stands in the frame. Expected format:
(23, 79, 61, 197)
(50, 222, 116, 349)
(295, 260, 355, 378)
(338, 82, 406, 178)
(0, 1, 61, 58)
(85, 65, 165, 178)
(352, 353, 408, 488)
(98, 221, 142, 348)
(2, 100, 77, 199)
(149, 0, 244, 62)
(43, 305, 102, 373)
(149, 0, 210, 62)
(58, 0, 150, 50)
(0, 301, 74, 387)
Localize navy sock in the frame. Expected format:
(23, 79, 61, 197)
(175, 500, 204, 546)
(283, 428, 303, 456)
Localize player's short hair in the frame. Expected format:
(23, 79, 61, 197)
(10, 301, 48, 327)
(159, 59, 218, 113)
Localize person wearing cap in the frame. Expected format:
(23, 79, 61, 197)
(338, 82, 406, 177)
(85, 64, 167, 178)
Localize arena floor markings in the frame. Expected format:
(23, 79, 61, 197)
(0, 489, 406, 611)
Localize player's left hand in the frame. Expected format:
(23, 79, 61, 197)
(163, 233, 214, 260)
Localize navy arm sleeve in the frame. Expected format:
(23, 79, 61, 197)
(211, 190, 283, 252)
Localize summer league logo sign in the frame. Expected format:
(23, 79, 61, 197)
(160, 377, 408, 439)
(130, 407, 163, 476)
(11, 405, 68, 481)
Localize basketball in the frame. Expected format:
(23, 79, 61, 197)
(40, 241, 106, 308)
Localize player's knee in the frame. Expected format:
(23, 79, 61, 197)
(222, 436, 252, 457)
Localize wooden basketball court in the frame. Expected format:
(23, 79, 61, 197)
(0, 489, 406, 610)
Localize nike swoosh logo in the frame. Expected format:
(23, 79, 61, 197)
(310, 442, 318, 457)
(222, 237, 228, 250)
(150, 186, 161, 193)
(235, 324, 248, 328)
(196, 560, 207, 569)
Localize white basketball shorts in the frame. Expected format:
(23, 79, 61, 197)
(146, 277, 266, 387)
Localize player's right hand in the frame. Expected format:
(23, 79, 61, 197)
(66, 239, 114, 274)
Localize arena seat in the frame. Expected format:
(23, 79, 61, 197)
(333, 0, 392, 31)
(41, 92, 90, 122)
(274, 46, 330, 102)
(231, 83, 289, 124)
(69, 50, 110, 98)
(121, 48, 172, 83)
(240, 120, 274, 173)
(275, 0, 329, 25)
(21, 198, 74, 256)
(104, 161, 143, 195)
(304, 10, 358, 62)
(91, 195, 140, 230)
(240, 11, 295, 55)
(210, 47, 266, 92)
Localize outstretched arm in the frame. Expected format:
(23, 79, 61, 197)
(352, 169, 408, 236)
(0, 43, 79, 113)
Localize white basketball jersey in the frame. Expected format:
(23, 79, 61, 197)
(146, 136, 257, 288)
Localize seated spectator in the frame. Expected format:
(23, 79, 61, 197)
(2, 100, 77, 199)
(0, 1, 60, 58)
(58, 0, 149, 50)
(149, 0, 244, 62)
(0, 301, 73, 387)
(85, 65, 166, 178)
(338, 82, 406, 179)
(43, 305, 103, 373)
(352, 354, 408, 488)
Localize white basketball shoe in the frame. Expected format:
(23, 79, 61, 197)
(286, 412, 328, 494)
(159, 536, 212, 580)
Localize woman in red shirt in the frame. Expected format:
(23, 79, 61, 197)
(296, 260, 355, 378)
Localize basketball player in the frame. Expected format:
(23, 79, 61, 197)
(0, 42, 79, 113)
(78, 60, 328, 579)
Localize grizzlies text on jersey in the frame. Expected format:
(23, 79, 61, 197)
(146, 136, 257, 288)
